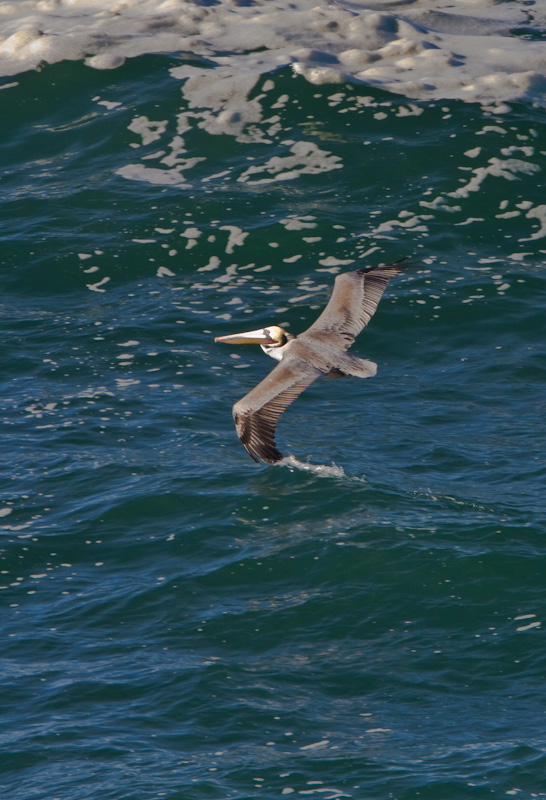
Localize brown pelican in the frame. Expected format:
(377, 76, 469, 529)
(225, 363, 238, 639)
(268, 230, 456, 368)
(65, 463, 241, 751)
(215, 262, 410, 464)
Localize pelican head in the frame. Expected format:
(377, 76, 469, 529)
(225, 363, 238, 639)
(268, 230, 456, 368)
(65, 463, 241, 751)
(215, 325, 291, 359)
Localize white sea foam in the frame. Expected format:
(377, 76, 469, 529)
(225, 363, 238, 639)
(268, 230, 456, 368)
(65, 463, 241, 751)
(1, 1, 545, 108)
(281, 455, 346, 479)
(280, 455, 369, 484)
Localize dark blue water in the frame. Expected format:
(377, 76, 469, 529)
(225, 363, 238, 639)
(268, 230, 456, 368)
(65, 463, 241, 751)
(1, 50, 546, 800)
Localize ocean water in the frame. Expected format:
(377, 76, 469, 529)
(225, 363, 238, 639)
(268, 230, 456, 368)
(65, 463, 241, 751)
(1, 2, 546, 799)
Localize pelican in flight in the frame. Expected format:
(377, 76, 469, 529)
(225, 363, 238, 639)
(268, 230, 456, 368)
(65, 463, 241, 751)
(215, 262, 410, 464)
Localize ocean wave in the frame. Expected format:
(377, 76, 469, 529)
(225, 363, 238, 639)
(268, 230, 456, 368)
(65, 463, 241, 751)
(1, 1, 545, 107)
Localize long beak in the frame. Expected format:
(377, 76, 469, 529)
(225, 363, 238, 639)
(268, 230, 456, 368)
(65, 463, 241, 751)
(215, 328, 275, 345)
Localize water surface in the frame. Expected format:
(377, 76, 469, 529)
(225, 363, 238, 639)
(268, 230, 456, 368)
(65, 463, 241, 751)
(1, 2, 546, 799)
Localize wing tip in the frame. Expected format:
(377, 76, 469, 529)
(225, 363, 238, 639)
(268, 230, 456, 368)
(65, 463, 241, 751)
(234, 409, 284, 465)
(243, 441, 284, 465)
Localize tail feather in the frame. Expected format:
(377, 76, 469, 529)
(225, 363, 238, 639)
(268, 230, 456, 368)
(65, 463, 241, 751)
(331, 354, 377, 378)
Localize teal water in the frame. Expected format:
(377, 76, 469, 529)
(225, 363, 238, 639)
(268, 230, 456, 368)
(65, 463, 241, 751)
(1, 53, 546, 800)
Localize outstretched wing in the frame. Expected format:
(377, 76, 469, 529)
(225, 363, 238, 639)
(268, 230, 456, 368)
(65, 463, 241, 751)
(233, 356, 321, 464)
(302, 261, 411, 350)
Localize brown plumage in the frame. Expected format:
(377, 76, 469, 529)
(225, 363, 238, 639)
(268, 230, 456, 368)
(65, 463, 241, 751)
(215, 261, 411, 463)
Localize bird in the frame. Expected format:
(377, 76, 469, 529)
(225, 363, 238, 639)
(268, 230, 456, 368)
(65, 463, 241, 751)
(215, 261, 411, 464)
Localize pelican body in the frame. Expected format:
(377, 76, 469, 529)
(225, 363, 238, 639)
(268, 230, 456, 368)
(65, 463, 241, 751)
(215, 262, 410, 464)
